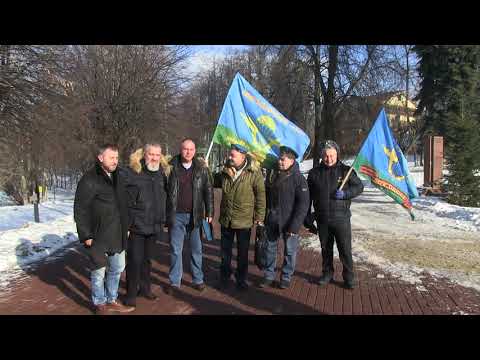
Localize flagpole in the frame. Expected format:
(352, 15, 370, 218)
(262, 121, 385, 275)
(338, 166, 355, 191)
(338, 140, 364, 191)
(205, 138, 215, 162)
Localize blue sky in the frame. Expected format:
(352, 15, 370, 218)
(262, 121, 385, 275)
(191, 45, 249, 54)
(184, 45, 250, 76)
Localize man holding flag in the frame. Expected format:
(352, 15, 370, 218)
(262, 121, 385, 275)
(208, 72, 311, 291)
(307, 140, 364, 289)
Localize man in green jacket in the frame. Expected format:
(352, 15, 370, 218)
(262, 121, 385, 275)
(215, 144, 266, 291)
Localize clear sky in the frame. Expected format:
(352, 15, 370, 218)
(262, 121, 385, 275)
(191, 45, 249, 54)
(184, 45, 249, 76)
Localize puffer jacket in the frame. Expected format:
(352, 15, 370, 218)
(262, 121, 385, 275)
(74, 160, 129, 269)
(307, 160, 364, 224)
(265, 161, 310, 234)
(122, 148, 170, 235)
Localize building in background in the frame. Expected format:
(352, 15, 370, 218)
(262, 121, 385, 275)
(335, 92, 419, 157)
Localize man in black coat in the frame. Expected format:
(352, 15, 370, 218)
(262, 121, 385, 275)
(259, 146, 310, 290)
(307, 140, 364, 289)
(165, 138, 214, 294)
(122, 143, 170, 307)
(74, 144, 135, 314)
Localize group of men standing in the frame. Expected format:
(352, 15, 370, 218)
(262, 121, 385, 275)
(74, 138, 363, 314)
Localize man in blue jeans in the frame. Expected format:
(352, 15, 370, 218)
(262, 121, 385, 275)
(259, 146, 310, 290)
(74, 144, 135, 314)
(165, 138, 214, 294)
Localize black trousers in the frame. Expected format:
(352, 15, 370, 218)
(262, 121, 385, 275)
(220, 226, 251, 283)
(126, 232, 155, 299)
(317, 220, 354, 282)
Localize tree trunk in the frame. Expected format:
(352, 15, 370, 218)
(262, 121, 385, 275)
(323, 45, 339, 141)
(313, 58, 322, 165)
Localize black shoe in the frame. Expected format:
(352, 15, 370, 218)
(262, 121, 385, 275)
(164, 284, 177, 296)
(317, 274, 333, 286)
(218, 277, 230, 290)
(343, 280, 357, 290)
(193, 283, 206, 292)
(257, 278, 273, 288)
(279, 279, 290, 289)
(236, 281, 249, 291)
(124, 298, 137, 307)
(139, 291, 158, 300)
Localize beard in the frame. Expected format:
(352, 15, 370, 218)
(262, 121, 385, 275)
(146, 162, 160, 172)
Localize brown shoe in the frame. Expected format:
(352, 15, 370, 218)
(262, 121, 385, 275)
(107, 300, 135, 313)
(94, 304, 110, 315)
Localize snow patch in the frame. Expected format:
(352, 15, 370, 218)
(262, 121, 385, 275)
(0, 188, 78, 292)
(298, 158, 480, 293)
(0, 191, 16, 206)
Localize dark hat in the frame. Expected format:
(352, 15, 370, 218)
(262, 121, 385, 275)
(279, 145, 299, 159)
(230, 143, 248, 154)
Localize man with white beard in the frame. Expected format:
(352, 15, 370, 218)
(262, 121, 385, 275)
(122, 143, 171, 307)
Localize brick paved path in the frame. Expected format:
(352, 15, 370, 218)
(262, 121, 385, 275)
(1, 232, 479, 315)
(1, 188, 479, 315)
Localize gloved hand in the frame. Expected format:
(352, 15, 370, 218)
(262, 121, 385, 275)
(335, 190, 346, 199)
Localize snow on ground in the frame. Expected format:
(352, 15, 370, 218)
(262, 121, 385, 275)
(0, 188, 75, 232)
(0, 188, 78, 292)
(0, 191, 16, 206)
(1, 159, 479, 298)
(300, 159, 480, 293)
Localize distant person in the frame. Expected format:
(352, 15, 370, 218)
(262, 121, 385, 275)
(164, 138, 213, 295)
(259, 146, 310, 289)
(74, 144, 135, 314)
(214, 144, 266, 291)
(307, 140, 364, 289)
(122, 143, 170, 307)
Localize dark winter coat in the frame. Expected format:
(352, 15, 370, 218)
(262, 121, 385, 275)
(74, 161, 129, 269)
(122, 154, 169, 236)
(213, 156, 266, 229)
(307, 160, 364, 224)
(167, 155, 214, 229)
(265, 161, 310, 234)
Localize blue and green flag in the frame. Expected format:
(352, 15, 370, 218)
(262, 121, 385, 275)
(352, 108, 419, 220)
(212, 73, 310, 168)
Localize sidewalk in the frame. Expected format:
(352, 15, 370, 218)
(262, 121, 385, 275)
(1, 232, 479, 315)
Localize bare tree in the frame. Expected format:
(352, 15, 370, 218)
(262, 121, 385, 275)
(62, 45, 190, 158)
(303, 45, 385, 164)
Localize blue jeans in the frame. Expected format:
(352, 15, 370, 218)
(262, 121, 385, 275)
(264, 226, 299, 283)
(90, 250, 125, 306)
(169, 213, 203, 286)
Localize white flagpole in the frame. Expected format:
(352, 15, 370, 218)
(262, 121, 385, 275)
(205, 139, 215, 162)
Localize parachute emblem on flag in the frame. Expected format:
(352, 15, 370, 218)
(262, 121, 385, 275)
(383, 146, 405, 181)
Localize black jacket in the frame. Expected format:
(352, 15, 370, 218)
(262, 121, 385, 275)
(307, 160, 364, 224)
(74, 161, 129, 269)
(122, 159, 169, 235)
(167, 155, 214, 228)
(265, 162, 310, 234)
